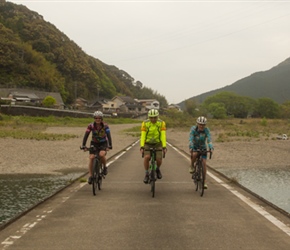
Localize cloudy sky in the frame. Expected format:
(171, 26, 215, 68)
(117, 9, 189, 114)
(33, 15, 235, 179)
(9, 1, 290, 104)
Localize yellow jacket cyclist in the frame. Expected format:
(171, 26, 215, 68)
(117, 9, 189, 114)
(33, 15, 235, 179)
(140, 109, 167, 184)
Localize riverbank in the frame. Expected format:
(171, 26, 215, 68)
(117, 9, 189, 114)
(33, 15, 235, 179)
(0, 124, 290, 175)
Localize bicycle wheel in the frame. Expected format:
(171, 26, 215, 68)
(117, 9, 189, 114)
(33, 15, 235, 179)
(197, 161, 205, 197)
(97, 164, 102, 190)
(150, 170, 156, 198)
(194, 170, 198, 192)
(92, 158, 99, 196)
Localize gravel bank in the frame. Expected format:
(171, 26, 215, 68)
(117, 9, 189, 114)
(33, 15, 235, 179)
(0, 124, 289, 175)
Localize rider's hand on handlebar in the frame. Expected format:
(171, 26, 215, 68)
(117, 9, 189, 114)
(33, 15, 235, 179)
(162, 147, 167, 154)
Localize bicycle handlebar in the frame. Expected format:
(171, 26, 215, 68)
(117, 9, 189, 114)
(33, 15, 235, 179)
(80, 145, 102, 153)
(191, 149, 212, 159)
(142, 148, 166, 159)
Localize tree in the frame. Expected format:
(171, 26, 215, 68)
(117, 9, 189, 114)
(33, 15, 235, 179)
(42, 96, 56, 108)
(184, 99, 198, 116)
(280, 101, 290, 119)
(207, 103, 227, 119)
(203, 91, 255, 118)
(253, 98, 280, 118)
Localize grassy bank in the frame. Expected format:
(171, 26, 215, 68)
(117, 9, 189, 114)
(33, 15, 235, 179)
(0, 113, 289, 142)
(0, 114, 139, 140)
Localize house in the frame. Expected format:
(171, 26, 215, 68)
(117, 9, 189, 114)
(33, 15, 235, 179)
(9, 92, 40, 103)
(0, 88, 65, 108)
(101, 99, 118, 113)
(111, 96, 145, 113)
(135, 99, 160, 110)
(75, 97, 89, 108)
(168, 103, 182, 111)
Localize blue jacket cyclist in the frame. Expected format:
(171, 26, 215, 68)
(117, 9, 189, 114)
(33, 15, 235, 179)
(82, 111, 112, 184)
(189, 116, 213, 189)
(140, 109, 167, 184)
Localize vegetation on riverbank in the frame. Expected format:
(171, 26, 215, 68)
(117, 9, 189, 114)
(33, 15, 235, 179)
(0, 112, 289, 142)
(0, 114, 139, 140)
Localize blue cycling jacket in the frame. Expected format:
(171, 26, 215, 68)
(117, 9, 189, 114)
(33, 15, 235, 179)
(189, 125, 213, 151)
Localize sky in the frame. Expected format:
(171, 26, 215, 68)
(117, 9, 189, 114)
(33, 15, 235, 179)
(8, 0, 290, 104)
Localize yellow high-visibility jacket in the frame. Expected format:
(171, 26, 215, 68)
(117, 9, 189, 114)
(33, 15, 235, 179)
(140, 119, 166, 148)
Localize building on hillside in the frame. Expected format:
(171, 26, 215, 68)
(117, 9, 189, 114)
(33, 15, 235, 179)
(135, 99, 160, 110)
(0, 88, 64, 108)
(100, 99, 118, 113)
(75, 97, 89, 108)
(167, 103, 182, 111)
(111, 96, 145, 114)
(9, 92, 40, 103)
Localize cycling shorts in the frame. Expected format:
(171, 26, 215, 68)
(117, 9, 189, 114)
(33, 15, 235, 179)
(144, 142, 163, 160)
(192, 148, 208, 159)
(89, 141, 107, 154)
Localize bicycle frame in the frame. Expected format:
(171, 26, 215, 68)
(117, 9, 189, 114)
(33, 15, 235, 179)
(81, 145, 105, 196)
(142, 148, 164, 198)
(192, 149, 212, 197)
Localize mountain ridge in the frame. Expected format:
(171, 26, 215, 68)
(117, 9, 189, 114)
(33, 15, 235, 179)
(0, 2, 168, 106)
(178, 57, 290, 107)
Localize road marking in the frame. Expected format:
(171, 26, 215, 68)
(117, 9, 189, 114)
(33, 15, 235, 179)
(169, 142, 290, 237)
(1, 183, 86, 249)
(208, 172, 290, 237)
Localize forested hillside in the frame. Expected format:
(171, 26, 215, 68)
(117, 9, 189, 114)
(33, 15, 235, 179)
(0, 2, 167, 106)
(180, 57, 290, 107)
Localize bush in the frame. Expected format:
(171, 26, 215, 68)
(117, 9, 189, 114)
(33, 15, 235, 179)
(42, 96, 56, 108)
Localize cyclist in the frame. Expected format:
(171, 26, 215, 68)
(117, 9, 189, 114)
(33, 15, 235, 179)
(82, 111, 112, 184)
(140, 109, 167, 184)
(189, 116, 213, 189)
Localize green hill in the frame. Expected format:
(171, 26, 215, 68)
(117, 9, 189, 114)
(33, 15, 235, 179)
(0, 2, 167, 106)
(179, 57, 290, 108)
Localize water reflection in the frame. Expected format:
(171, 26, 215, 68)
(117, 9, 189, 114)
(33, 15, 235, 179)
(0, 173, 83, 226)
(219, 167, 290, 214)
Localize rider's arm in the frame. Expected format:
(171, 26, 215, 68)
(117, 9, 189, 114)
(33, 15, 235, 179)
(106, 128, 112, 149)
(189, 126, 195, 151)
(160, 120, 167, 148)
(140, 121, 146, 148)
(82, 125, 91, 147)
(206, 128, 213, 150)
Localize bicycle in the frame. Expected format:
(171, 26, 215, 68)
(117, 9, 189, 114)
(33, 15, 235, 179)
(142, 148, 165, 198)
(81, 145, 105, 196)
(191, 149, 212, 197)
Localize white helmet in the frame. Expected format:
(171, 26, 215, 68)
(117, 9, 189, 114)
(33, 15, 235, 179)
(148, 109, 159, 117)
(196, 116, 207, 125)
(93, 111, 103, 118)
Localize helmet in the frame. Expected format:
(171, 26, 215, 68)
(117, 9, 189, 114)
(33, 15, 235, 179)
(148, 109, 159, 117)
(196, 116, 207, 125)
(93, 111, 103, 118)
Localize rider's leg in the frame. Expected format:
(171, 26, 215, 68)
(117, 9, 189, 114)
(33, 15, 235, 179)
(202, 158, 207, 180)
(89, 154, 94, 176)
(88, 154, 94, 184)
(202, 158, 208, 188)
(144, 155, 150, 171)
(99, 150, 108, 174)
(143, 155, 150, 183)
(189, 152, 197, 173)
(156, 158, 163, 179)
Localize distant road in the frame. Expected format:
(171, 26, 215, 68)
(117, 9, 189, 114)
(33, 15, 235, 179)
(1, 142, 290, 249)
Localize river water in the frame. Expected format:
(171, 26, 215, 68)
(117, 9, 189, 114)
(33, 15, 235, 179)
(0, 173, 83, 226)
(0, 169, 290, 226)
(219, 167, 290, 214)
